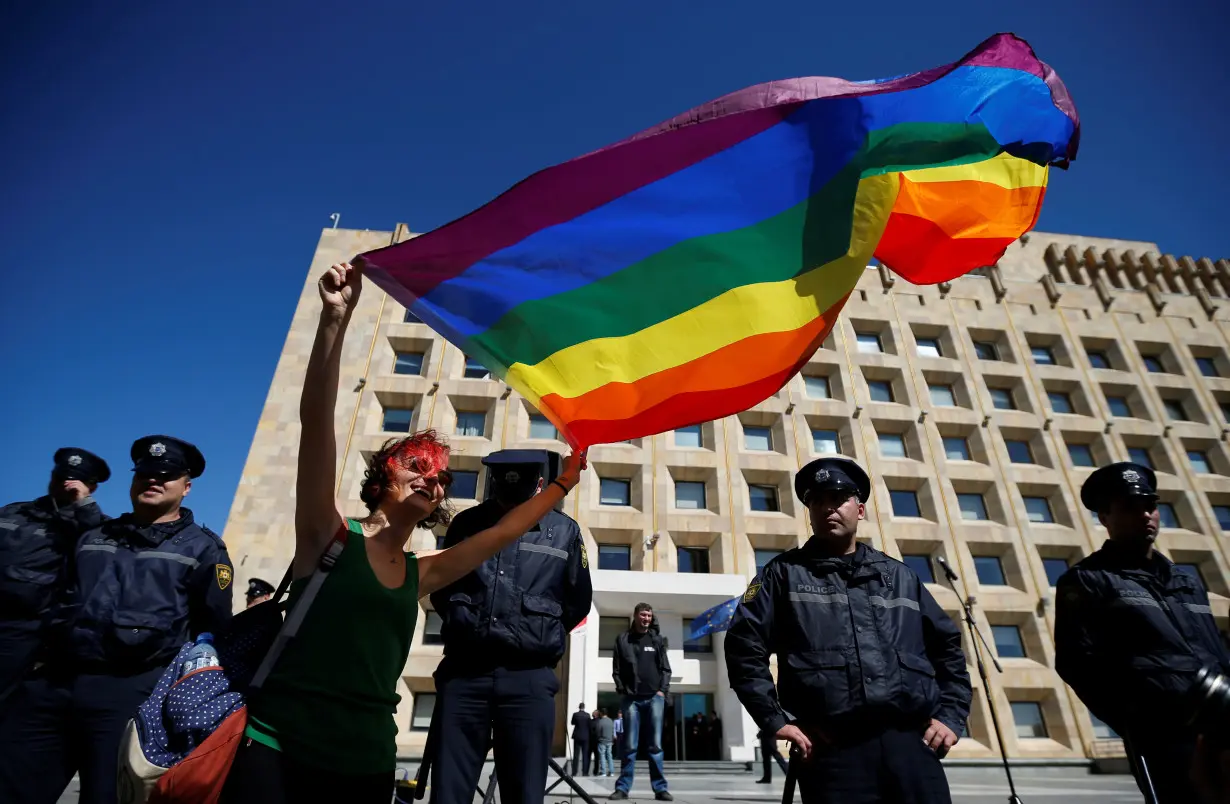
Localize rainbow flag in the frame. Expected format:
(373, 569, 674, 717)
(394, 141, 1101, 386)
(362, 33, 1079, 448)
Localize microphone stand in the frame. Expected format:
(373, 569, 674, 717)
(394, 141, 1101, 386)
(936, 558, 1023, 804)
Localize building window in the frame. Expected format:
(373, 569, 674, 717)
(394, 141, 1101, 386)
(1067, 443, 1094, 467)
(1163, 399, 1189, 421)
(599, 478, 632, 506)
(1031, 346, 1057, 366)
(463, 356, 490, 379)
(455, 411, 486, 437)
(1222, 401, 1230, 424)
(1005, 440, 1034, 464)
(943, 437, 970, 460)
(973, 341, 1000, 361)
(1042, 557, 1069, 587)
(1106, 395, 1132, 418)
(1212, 505, 1230, 531)
(929, 384, 957, 407)
(1010, 702, 1048, 739)
(394, 352, 424, 376)
(1196, 357, 1219, 378)
(683, 618, 714, 653)
(1086, 349, 1110, 369)
(1142, 354, 1165, 373)
(528, 414, 558, 440)
(450, 470, 479, 499)
(423, 611, 444, 645)
(749, 485, 780, 513)
(674, 481, 706, 510)
(989, 387, 1016, 411)
(677, 547, 710, 574)
(1127, 446, 1154, 469)
(754, 549, 783, 574)
(878, 432, 908, 459)
(957, 493, 988, 521)
(813, 429, 841, 455)
(804, 375, 831, 399)
(868, 380, 895, 403)
(674, 425, 703, 448)
(890, 490, 922, 518)
(382, 407, 413, 433)
(1023, 496, 1055, 524)
(973, 556, 1006, 586)
(1090, 714, 1118, 740)
(902, 554, 935, 583)
(1175, 563, 1207, 590)
(404, 309, 421, 324)
(411, 693, 436, 731)
(744, 425, 773, 451)
(1189, 450, 1213, 474)
(1048, 391, 1074, 414)
(1158, 502, 1180, 529)
(597, 544, 631, 570)
(992, 625, 1027, 659)
(599, 616, 629, 653)
(856, 332, 883, 353)
(916, 338, 942, 358)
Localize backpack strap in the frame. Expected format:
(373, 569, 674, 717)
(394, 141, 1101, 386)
(249, 522, 352, 690)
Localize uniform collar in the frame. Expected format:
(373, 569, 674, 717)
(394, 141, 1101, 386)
(116, 508, 196, 546)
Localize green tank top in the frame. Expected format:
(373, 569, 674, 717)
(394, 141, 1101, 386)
(247, 520, 419, 774)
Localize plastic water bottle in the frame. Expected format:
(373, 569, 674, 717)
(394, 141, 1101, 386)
(180, 633, 220, 677)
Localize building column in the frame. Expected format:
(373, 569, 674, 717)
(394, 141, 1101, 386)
(567, 603, 601, 725)
(713, 632, 756, 761)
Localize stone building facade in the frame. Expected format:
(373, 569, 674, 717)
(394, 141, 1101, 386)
(222, 224, 1230, 762)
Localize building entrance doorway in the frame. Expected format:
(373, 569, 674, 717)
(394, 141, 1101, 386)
(672, 693, 717, 760)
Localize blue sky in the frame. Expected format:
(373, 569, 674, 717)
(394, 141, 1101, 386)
(0, 0, 1224, 530)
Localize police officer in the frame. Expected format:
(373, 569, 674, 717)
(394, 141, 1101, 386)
(725, 457, 971, 804)
(245, 577, 275, 609)
(0, 448, 110, 711)
(1055, 462, 1230, 803)
(0, 435, 234, 804)
(429, 449, 592, 804)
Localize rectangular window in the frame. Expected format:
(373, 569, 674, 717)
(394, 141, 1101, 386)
(450, 470, 479, 500)
(749, 485, 780, 513)
(989, 387, 1016, 410)
(455, 411, 486, 437)
(411, 693, 436, 730)
(973, 555, 1006, 585)
(423, 611, 444, 645)
(1222, 401, 1230, 424)
(1048, 391, 1074, 414)
(1142, 354, 1165, 373)
(394, 352, 424, 376)
(677, 547, 710, 574)
(528, 414, 558, 440)
(813, 429, 840, 455)
(856, 332, 883, 353)
(878, 432, 908, 458)
(463, 356, 490, 379)
(804, 375, 831, 399)
(744, 426, 773, 451)
(929, 384, 957, 407)
(1106, 395, 1131, 418)
(683, 618, 714, 653)
(868, 380, 895, 403)
(599, 616, 628, 654)
(1010, 702, 1048, 739)
(404, 309, 421, 324)
(597, 544, 631, 571)
(1006, 440, 1034, 464)
(674, 425, 703, 448)
(902, 554, 935, 583)
(674, 481, 706, 510)
(992, 625, 1026, 659)
(599, 478, 631, 506)
(1023, 496, 1055, 524)
(973, 341, 1000, 361)
(1127, 447, 1154, 469)
(1090, 714, 1118, 740)
(1086, 350, 1110, 369)
(957, 493, 988, 521)
(1031, 346, 1057, 366)
(1042, 557, 1069, 587)
(1164, 399, 1189, 421)
(1067, 443, 1094, 467)
(890, 490, 921, 518)
(1196, 357, 1219, 378)
(1189, 450, 1213, 474)
(1158, 502, 1180, 529)
(382, 407, 413, 433)
(943, 437, 970, 460)
(916, 338, 942, 358)
(1212, 505, 1230, 531)
(754, 549, 783, 573)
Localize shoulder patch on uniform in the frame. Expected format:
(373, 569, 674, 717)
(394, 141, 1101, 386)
(216, 564, 233, 591)
(580, 540, 588, 569)
(743, 582, 762, 604)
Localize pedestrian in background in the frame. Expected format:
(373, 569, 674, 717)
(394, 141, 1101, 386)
(610, 603, 672, 801)
(571, 703, 593, 777)
(595, 708, 615, 777)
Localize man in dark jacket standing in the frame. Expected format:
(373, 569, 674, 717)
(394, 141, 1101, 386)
(1055, 462, 1230, 803)
(610, 603, 672, 801)
(571, 703, 593, 776)
(726, 457, 971, 804)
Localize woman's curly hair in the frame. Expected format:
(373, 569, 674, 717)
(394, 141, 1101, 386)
(359, 430, 454, 528)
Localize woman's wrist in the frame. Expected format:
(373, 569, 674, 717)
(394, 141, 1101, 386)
(551, 478, 573, 494)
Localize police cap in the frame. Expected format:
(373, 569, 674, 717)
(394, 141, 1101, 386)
(130, 435, 206, 479)
(795, 457, 870, 504)
(482, 449, 552, 486)
(246, 577, 275, 599)
(1080, 461, 1157, 513)
(52, 448, 111, 484)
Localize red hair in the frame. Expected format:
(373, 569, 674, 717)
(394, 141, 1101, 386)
(360, 430, 453, 527)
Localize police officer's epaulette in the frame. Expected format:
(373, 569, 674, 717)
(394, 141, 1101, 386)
(199, 524, 225, 545)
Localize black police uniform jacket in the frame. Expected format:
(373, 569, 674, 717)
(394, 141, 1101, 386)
(725, 541, 971, 738)
(0, 496, 106, 623)
(1054, 541, 1230, 738)
(431, 500, 592, 673)
(58, 508, 234, 673)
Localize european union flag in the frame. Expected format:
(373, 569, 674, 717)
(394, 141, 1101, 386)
(688, 596, 741, 641)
